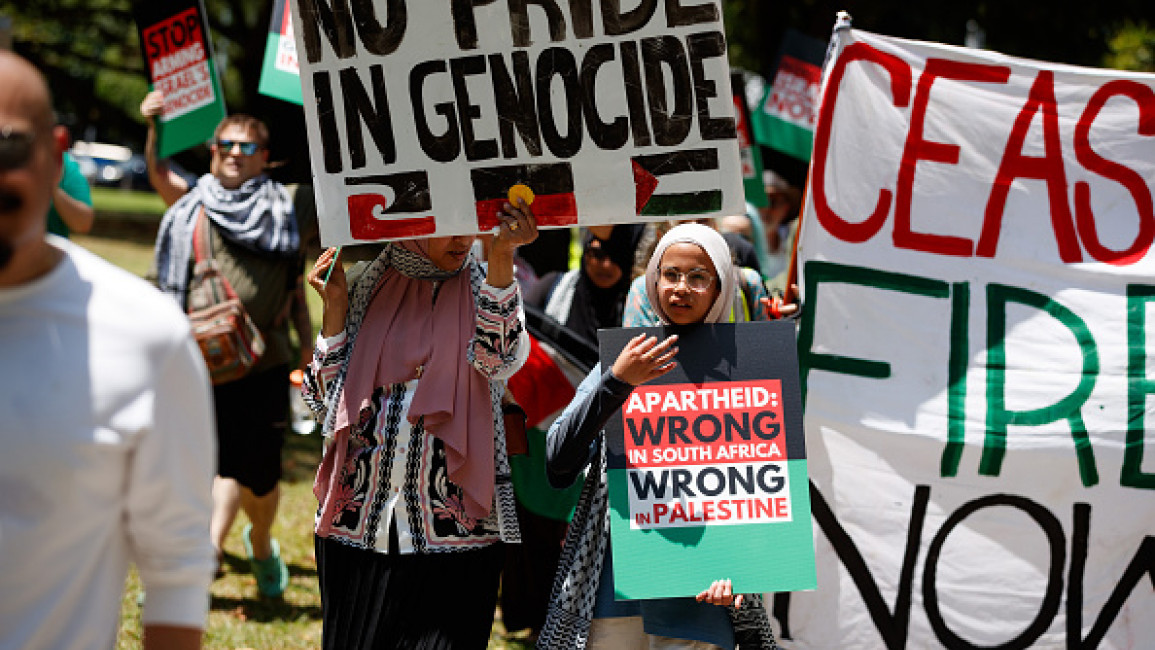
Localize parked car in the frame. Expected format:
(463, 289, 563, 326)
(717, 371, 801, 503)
(70, 142, 151, 191)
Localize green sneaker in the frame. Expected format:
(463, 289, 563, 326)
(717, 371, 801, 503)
(243, 524, 289, 598)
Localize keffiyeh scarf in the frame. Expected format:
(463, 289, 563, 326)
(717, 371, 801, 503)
(154, 173, 298, 305)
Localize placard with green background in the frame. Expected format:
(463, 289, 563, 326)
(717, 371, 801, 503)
(598, 321, 816, 599)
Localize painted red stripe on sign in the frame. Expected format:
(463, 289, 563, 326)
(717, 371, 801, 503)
(476, 193, 578, 230)
(348, 194, 436, 240)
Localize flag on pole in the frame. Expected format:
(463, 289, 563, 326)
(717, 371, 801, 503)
(751, 29, 826, 162)
(732, 71, 769, 208)
(257, 0, 303, 105)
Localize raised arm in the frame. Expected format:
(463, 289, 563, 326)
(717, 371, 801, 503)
(301, 247, 350, 415)
(140, 90, 191, 207)
(545, 334, 678, 488)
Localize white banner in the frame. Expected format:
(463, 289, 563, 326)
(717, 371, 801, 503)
(288, 0, 744, 246)
(791, 23, 1155, 649)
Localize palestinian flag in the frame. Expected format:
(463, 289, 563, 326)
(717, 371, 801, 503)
(345, 171, 435, 240)
(471, 163, 578, 230)
(632, 148, 723, 217)
(257, 0, 302, 105)
(505, 306, 593, 521)
(750, 29, 826, 162)
(733, 71, 768, 208)
(507, 335, 578, 429)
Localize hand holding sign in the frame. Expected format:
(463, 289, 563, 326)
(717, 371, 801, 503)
(140, 90, 164, 123)
(482, 198, 539, 290)
(611, 333, 679, 386)
(493, 198, 539, 251)
(696, 578, 744, 608)
(307, 247, 348, 338)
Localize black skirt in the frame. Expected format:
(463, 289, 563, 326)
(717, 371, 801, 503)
(315, 535, 504, 650)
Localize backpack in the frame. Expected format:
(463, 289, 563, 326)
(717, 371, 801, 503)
(186, 208, 266, 385)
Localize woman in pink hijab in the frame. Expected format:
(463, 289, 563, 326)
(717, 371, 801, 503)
(302, 201, 537, 649)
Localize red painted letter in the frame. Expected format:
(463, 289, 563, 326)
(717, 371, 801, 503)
(977, 71, 1082, 262)
(894, 59, 1010, 256)
(1073, 80, 1155, 265)
(811, 42, 912, 243)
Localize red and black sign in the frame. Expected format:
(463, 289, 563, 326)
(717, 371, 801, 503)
(345, 171, 435, 240)
(471, 162, 578, 230)
(599, 321, 807, 470)
(133, 0, 210, 85)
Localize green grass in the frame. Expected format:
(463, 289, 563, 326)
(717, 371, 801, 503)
(91, 187, 168, 217)
(75, 208, 532, 650)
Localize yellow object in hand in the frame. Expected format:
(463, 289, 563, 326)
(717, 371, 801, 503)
(508, 183, 535, 206)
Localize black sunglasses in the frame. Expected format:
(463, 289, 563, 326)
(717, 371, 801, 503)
(213, 139, 262, 156)
(0, 126, 36, 171)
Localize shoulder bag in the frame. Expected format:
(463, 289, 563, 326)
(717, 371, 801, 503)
(186, 208, 266, 384)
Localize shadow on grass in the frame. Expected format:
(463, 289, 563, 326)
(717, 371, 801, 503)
(209, 594, 323, 622)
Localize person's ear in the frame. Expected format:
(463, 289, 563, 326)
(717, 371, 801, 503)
(51, 125, 69, 158)
(51, 125, 69, 183)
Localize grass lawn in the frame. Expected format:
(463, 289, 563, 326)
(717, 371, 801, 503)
(73, 201, 533, 650)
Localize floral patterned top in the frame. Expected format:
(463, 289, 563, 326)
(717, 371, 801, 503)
(302, 252, 528, 554)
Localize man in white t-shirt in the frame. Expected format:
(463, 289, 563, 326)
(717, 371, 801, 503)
(0, 51, 215, 650)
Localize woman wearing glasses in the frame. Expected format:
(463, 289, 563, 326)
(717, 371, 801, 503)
(538, 223, 779, 650)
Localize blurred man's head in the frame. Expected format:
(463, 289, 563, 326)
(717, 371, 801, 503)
(0, 52, 66, 275)
(209, 115, 270, 190)
(717, 214, 753, 242)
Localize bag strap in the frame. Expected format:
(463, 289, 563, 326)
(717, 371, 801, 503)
(192, 206, 212, 263)
(191, 207, 240, 302)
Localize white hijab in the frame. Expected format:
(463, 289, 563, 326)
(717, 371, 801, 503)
(643, 223, 740, 325)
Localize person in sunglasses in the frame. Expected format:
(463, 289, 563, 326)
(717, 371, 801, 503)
(141, 89, 314, 598)
(0, 52, 214, 650)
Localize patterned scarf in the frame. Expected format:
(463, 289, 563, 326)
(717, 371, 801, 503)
(153, 173, 297, 305)
(335, 241, 496, 519)
(313, 243, 523, 539)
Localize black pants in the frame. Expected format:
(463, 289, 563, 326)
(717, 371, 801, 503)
(499, 501, 568, 634)
(316, 535, 504, 650)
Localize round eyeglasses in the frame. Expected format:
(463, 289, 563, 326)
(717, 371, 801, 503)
(658, 267, 715, 292)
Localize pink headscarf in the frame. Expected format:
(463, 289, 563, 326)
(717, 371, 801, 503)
(326, 239, 495, 521)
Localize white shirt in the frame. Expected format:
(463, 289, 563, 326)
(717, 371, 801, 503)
(0, 237, 215, 650)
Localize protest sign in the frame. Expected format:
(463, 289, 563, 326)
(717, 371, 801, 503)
(258, 0, 303, 105)
(751, 29, 825, 163)
(133, 0, 226, 158)
(599, 321, 815, 599)
(288, 0, 744, 247)
(789, 16, 1155, 648)
(733, 71, 768, 208)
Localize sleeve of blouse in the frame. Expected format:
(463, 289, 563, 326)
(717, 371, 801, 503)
(545, 363, 635, 489)
(471, 281, 529, 381)
(302, 329, 348, 416)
